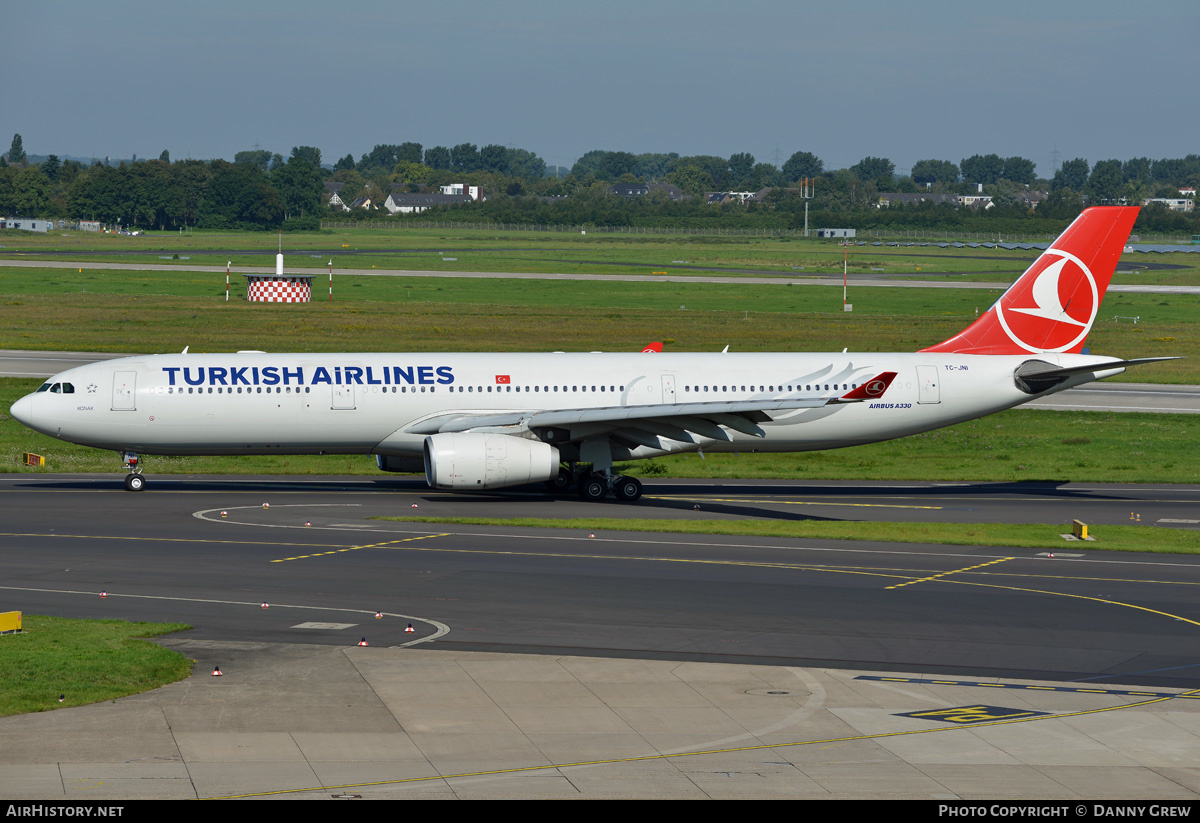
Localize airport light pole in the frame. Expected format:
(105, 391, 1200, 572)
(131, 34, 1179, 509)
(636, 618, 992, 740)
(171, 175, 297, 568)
(800, 177, 814, 238)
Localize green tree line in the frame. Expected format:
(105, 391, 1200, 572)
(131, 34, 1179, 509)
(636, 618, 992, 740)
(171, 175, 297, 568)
(3, 131, 1198, 235)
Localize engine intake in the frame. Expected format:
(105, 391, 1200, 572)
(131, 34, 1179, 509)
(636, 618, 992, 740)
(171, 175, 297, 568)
(423, 433, 560, 490)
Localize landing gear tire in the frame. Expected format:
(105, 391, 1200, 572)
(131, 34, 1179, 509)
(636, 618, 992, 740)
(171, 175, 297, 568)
(124, 473, 146, 492)
(613, 476, 642, 502)
(544, 467, 574, 492)
(578, 475, 608, 501)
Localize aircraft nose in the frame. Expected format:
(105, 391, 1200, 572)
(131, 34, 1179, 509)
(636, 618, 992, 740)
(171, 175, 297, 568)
(10, 393, 35, 428)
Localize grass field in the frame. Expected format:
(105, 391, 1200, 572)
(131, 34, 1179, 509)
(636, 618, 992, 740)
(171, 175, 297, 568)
(4, 225, 1200, 284)
(0, 616, 192, 716)
(1, 266, 1194, 382)
(2, 225, 1196, 481)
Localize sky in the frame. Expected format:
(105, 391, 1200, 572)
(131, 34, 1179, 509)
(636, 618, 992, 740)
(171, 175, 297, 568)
(5, 0, 1197, 179)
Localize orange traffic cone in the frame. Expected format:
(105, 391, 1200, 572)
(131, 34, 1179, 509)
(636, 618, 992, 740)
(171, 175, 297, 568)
(405, 624, 415, 633)
(357, 637, 369, 647)
(212, 666, 223, 677)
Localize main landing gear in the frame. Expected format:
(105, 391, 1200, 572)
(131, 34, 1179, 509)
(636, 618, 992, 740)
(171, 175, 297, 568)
(544, 465, 642, 502)
(122, 451, 146, 492)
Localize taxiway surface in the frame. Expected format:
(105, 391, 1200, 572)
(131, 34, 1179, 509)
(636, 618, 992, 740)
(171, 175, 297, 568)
(5, 474, 1200, 799)
(4, 474, 1199, 685)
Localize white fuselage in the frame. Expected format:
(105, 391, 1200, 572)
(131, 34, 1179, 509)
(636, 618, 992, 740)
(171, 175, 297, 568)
(12, 350, 1121, 459)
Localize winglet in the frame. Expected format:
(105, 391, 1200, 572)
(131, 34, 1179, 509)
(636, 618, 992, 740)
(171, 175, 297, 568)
(837, 372, 898, 402)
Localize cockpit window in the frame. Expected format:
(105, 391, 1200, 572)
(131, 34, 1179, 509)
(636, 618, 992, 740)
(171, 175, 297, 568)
(36, 383, 51, 392)
(61, 383, 75, 394)
(50, 383, 62, 394)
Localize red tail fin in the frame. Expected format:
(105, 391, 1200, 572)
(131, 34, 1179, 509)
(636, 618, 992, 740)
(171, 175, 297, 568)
(921, 206, 1138, 355)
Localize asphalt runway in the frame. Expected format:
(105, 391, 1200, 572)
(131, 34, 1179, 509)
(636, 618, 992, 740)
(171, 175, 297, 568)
(4, 474, 1200, 690)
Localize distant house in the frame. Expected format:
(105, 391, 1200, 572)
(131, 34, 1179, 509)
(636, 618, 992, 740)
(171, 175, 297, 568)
(956, 194, 994, 209)
(1143, 197, 1195, 213)
(877, 192, 957, 208)
(1016, 189, 1049, 209)
(383, 191, 474, 214)
(1178, 187, 1196, 198)
(610, 183, 685, 201)
(705, 191, 758, 205)
(438, 183, 484, 201)
(349, 196, 375, 210)
(325, 182, 350, 212)
(744, 187, 802, 205)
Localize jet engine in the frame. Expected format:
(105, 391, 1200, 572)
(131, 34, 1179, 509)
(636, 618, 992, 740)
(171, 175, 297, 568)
(423, 433, 560, 490)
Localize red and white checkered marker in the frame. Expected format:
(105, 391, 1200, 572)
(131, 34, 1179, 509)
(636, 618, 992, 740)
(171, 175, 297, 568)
(305, 521, 311, 527)
(212, 666, 223, 677)
(375, 611, 383, 619)
(221, 511, 228, 518)
(411, 503, 418, 508)
(100, 590, 107, 598)
(405, 624, 415, 633)
(357, 637, 369, 646)
(263, 503, 270, 509)
(589, 533, 595, 538)
(246, 275, 313, 303)
(261, 602, 269, 609)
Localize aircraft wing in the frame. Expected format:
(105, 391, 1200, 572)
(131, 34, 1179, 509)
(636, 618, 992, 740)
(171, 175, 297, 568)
(406, 372, 898, 446)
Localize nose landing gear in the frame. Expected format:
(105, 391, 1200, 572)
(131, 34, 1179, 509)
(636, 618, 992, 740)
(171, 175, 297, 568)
(121, 452, 146, 492)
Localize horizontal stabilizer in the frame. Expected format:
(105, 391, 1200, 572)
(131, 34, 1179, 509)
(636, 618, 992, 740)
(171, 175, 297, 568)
(1018, 357, 1179, 380)
(1014, 356, 1180, 394)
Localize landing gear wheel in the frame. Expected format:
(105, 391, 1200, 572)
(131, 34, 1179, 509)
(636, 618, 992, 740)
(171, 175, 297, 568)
(124, 473, 146, 492)
(613, 476, 642, 502)
(578, 475, 608, 501)
(544, 467, 574, 492)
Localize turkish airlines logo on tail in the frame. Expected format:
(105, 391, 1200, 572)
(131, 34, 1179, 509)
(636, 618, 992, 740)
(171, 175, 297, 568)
(996, 249, 1098, 353)
(864, 379, 888, 397)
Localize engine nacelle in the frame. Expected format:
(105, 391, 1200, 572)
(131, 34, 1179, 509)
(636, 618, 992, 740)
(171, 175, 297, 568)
(423, 433, 560, 490)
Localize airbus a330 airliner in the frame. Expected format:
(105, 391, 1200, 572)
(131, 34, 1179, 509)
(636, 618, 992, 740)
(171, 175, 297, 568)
(11, 206, 1171, 501)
